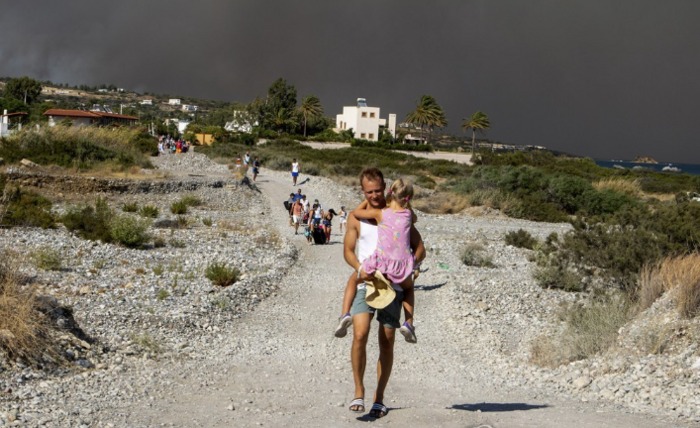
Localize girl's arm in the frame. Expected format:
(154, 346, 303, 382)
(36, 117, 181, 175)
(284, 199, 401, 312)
(352, 205, 382, 222)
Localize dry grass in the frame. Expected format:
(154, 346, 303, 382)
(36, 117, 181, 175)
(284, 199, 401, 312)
(529, 335, 566, 368)
(465, 189, 520, 213)
(593, 177, 642, 197)
(413, 191, 469, 214)
(530, 291, 631, 366)
(0, 251, 56, 364)
(641, 192, 676, 202)
(639, 254, 700, 317)
(218, 220, 246, 233)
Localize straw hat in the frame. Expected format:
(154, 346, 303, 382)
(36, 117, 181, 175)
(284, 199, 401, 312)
(365, 271, 396, 309)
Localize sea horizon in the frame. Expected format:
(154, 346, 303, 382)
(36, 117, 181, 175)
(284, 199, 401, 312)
(594, 158, 700, 175)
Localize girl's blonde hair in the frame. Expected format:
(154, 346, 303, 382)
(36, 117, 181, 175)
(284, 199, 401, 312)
(386, 178, 414, 209)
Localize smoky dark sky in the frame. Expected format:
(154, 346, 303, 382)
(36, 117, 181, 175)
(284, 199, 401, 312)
(2, 1, 699, 162)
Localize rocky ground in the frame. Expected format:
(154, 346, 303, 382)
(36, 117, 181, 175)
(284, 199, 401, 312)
(0, 150, 698, 427)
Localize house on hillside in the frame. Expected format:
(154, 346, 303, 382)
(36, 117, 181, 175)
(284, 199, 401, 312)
(168, 99, 181, 105)
(44, 109, 139, 127)
(182, 104, 198, 112)
(335, 98, 396, 141)
(140, 99, 153, 105)
(224, 111, 258, 133)
(0, 110, 28, 137)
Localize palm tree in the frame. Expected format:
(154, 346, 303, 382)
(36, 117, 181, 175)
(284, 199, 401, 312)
(272, 107, 296, 136)
(299, 95, 323, 138)
(462, 111, 490, 161)
(406, 95, 446, 143)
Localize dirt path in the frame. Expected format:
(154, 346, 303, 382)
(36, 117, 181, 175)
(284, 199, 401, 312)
(129, 172, 682, 427)
(300, 141, 473, 165)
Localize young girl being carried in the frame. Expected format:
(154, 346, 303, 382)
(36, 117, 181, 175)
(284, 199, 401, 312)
(334, 178, 418, 343)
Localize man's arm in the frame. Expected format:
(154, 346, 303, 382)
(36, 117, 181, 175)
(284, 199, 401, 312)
(410, 225, 426, 265)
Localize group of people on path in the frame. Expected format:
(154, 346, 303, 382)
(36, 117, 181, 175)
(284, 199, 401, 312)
(234, 151, 261, 181)
(286, 188, 348, 245)
(157, 135, 191, 155)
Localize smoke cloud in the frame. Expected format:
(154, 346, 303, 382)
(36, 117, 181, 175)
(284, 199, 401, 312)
(1, 0, 699, 162)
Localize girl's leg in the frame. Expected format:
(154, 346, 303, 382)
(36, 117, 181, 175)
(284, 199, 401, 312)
(335, 271, 361, 338)
(341, 271, 360, 316)
(399, 276, 415, 326)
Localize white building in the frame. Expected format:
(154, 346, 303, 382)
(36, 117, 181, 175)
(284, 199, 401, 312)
(182, 104, 198, 112)
(168, 99, 181, 105)
(224, 110, 258, 133)
(140, 99, 153, 105)
(335, 98, 396, 142)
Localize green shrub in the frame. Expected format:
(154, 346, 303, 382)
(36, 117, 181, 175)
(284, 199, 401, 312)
(0, 126, 153, 170)
(170, 201, 188, 215)
(110, 215, 151, 248)
(152, 265, 164, 276)
(205, 262, 240, 287)
(153, 236, 166, 248)
(61, 197, 113, 242)
(202, 217, 213, 227)
(1, 186, 56, 229)
(547, 175, 593, 214)
(533, 257, 584, 292)
(180, 195, 202, 207)
(122, 202, 139, 213)
(415, 175, 436, 190)
(139, 205, 159, 218)
(168, 238, 186, 248)
(460, 243, 495, 268)
(156, 288, 170, 300)
(505, 229, 538, 249)
(32, 247, 63, 271)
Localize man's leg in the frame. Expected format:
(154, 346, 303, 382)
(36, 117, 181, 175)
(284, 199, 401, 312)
(374, 325, 396, 406)
(371, 289, 404, 416)
(351, 312, 371, 407)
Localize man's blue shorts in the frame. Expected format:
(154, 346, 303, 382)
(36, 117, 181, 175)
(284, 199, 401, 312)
(350, 287, 404, 329)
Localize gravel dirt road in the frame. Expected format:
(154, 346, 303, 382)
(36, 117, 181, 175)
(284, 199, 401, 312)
(127, 171, 682, 428)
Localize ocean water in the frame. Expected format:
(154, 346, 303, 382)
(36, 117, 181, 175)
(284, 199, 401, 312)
(595, 160, 700, 176)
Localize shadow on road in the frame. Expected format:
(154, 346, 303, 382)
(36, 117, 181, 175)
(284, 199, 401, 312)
(415, 281, 447, 291)
(449, 402, 549, 412)
(355, 406, 405, 422)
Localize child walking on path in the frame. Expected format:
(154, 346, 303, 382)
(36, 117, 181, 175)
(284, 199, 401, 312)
(334, 178, 418, 343)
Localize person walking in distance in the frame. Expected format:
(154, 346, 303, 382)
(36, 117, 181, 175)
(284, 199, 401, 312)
(252, 157, 261, 182)
(291, 158, 300, 185)
(289, 197, 304, 235)
(340, 167, 425, 418)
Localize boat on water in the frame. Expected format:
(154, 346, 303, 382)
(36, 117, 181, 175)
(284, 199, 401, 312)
(662, 163, 682, 172)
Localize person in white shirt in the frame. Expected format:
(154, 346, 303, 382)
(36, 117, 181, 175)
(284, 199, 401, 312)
(291, 158, 300, 185)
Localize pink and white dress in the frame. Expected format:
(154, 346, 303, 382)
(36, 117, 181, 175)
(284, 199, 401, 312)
(361, 208, 414, 283)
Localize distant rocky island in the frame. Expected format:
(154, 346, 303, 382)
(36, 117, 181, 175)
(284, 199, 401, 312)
(633, 156, 658, 164)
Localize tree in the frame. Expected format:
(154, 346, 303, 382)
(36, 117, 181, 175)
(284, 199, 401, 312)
(271, 107, 297, 136)
(4, 77, 42, 105)
(262, 78, 297, 130)
(299, 94, 323, 138)
(0, 97, 29, 115)
(462, 111, 491, 162)
(405, 95, 446, 143)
